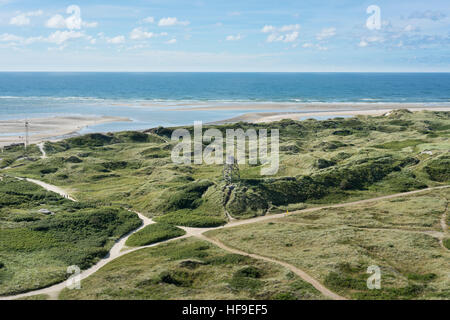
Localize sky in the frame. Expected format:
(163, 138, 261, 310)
(0, 0, 449, 72)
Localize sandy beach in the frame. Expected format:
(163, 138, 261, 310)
(0, 116, 130, 148)
(213, 106, 450, 124)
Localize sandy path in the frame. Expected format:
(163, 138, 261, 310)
(1, 178, 448, 300)
(197, 234, 346, 300)
(25, 178, 76, 202)
(37, 143, 47, 159)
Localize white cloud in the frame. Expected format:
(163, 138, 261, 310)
(357, 36, 383, 47)
(0, 33, 23, 42)
(0, 30, 86, 46)
(284, 31, 299, 42)
(46, 15, 67, 28)
(404, 24, 416, 32)
(409, 10, 446, 21)
(142, 16, 155, 24)
(262, 24, 299, 33)
(46, 5, 97, 30)
(358, 40, 368, 47)
(262, 24, 300, 44)
(279, 24, 300, 32)
(107, 35, 125, 44)
(267, 31, 298, 43)
(166, 38, 177, 44)
(47, 30, 84, 45)
(226, 34, 242, 41)
(301, 42, 329, 50)
(316, 27, 336, 40)
(366, 36, 384, 43)
(10, 14, 30, 26)
(158, 17, 190, 27)
(10, 10, 43, 26)
(83, 21, 98, 28)
(130, 27, 154, 40)
(261, 25, 274, 33)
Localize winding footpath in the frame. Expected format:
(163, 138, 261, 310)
(0, 178, 448, 300)
(37, 143, 47, 159)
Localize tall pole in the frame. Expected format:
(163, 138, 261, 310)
(25, 121, 29, 151)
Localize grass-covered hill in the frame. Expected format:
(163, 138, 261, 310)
(2, 110, 449, 227)
(0, 177, 141, 295)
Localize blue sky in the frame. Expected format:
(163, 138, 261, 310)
(0, 0, 449, 71)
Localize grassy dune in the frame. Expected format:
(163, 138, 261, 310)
(125, 223, 186, 247)
(206, 189, 450, 299)
(1, 110, 449, 299)
(3, 110, 449, 227)
(0, 177, 141, 296)
(59, 238, 325, 300)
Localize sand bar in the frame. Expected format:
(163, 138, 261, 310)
(0, 116, 130, 147)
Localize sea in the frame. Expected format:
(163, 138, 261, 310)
(1, 72, 449, 133)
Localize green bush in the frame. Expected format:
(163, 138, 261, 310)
(407, 273, 437, 282)
(373, 139, 425, 150)
(234, 266, 262, 278)
(229, 267, 263, 291)
(272, 292, 297, 300)
(125, 223, 186, 247)
(67, 133, 116, 147)
(154, 210, 226, 228)
(315, 158, 336, 169)
(424, 156, 450, 182)
(443, 238, 450, 250)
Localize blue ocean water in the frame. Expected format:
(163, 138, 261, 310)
(0, 72, 449, 132)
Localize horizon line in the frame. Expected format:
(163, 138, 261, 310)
(1, 71, 450, 73)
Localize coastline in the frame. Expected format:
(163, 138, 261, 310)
(1, 104, 449, 148)
(0, 116, 130, 148)
(213, 106, 450, 124)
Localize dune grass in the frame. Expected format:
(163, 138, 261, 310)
(59, 238, 325, 300)
(125, 223, 186, 247)
(0, 177, 141, 296)
(206, 189, 450, 300)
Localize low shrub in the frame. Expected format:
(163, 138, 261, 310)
(154, 210, 226, 228)
(125, 223, 186, 247)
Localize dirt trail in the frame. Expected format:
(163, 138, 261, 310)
(37, 143, 47, 159)
(1, 178, 449, 300)
(25, 178, 76, 201)
(197, 234, 346, 300)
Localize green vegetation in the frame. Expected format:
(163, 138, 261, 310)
(59, 238, 324, 300)
(207, 189, 450, 299)
(0, 177, 141, 296)
(1, 110, 449, 299)
(444, 238, 450, 250)
(125, 223, 186, 247)
(4, 111, 448, 223)
(154, 210, 226, 227)
(424, 155, 450, 182)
